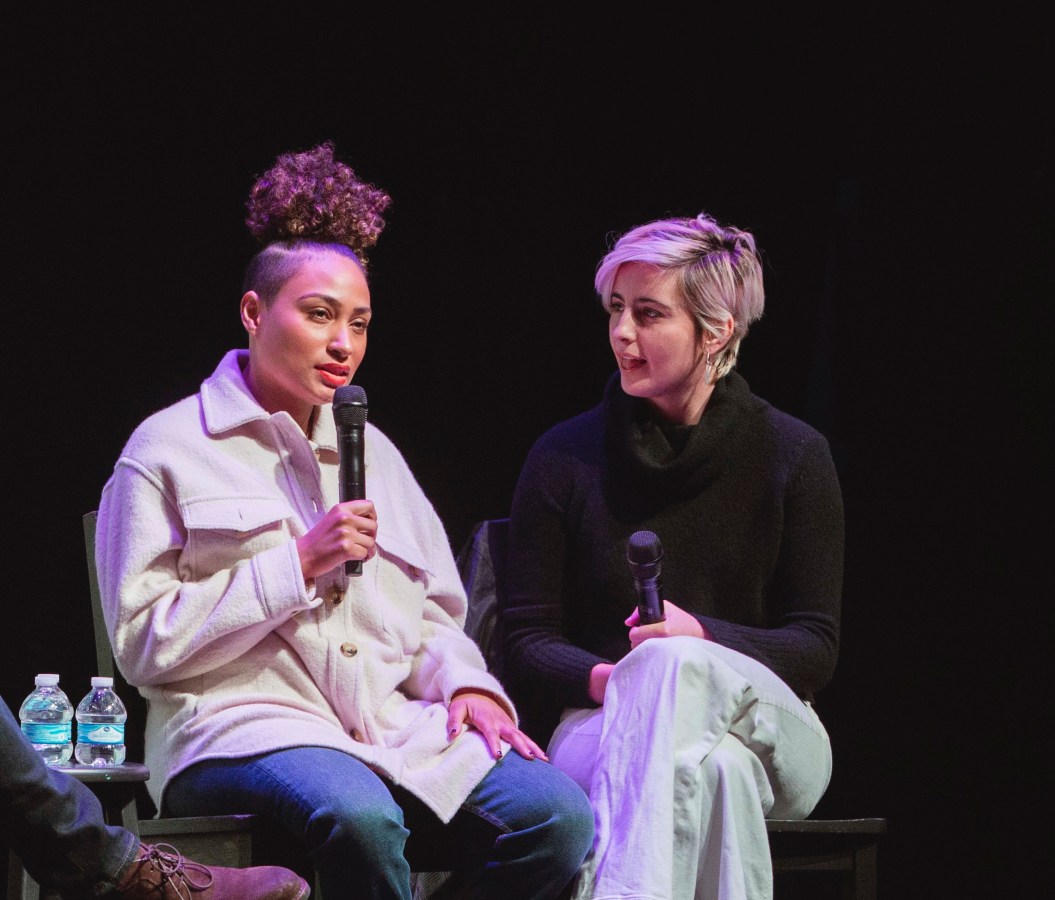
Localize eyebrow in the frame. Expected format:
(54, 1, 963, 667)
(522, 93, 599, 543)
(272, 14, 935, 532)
(611, 291, 673, 309)
(300, 294, 372, 316)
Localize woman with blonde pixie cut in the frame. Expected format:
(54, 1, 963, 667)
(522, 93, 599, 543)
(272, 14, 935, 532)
(593, 214, 766, 384)
(501, 212, 844, 899)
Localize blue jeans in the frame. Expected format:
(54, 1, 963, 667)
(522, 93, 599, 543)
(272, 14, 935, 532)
(165, 746, 593, 899)
(0, 700, 138, 898)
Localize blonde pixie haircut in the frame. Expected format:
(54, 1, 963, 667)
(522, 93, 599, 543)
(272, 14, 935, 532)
(594, 212, 765, 382)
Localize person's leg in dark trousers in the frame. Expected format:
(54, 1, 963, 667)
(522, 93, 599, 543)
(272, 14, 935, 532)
(1, 699, 138, 898)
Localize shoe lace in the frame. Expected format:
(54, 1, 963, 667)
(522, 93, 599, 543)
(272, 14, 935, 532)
(132, 843, 214, 899)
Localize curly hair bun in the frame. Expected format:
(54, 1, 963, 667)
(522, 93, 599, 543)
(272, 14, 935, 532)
(245, 141, 392, 265)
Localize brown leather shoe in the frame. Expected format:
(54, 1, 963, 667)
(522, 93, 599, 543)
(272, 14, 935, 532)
(115, 842, 310, 899)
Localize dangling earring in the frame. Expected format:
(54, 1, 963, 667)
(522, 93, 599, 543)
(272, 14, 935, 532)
(704, 350, 712, 384)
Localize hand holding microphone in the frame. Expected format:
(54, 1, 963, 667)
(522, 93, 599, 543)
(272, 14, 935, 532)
(333, 385, 369, 576)
(625, 531, 709, 649)
(626, 530, 666, 625)
(295, 384, 377, 581)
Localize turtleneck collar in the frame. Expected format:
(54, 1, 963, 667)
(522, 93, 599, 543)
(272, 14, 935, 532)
(603, 368, 757, 508)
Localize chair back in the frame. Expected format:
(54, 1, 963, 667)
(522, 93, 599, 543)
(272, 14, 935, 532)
(82, 510, 155, 817)
(456, 517, 509, 678)
(82, 510, 115, 680)
(455, 517, 560, 745)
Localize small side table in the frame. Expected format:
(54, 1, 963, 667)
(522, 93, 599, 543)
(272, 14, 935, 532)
(7, 762, 149, 900)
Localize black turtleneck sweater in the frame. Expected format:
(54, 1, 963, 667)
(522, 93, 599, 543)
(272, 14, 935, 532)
(500, 370, 844, 745)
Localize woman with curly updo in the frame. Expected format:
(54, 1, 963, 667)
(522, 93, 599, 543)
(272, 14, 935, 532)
(500, 213, 844, 899)
(95, 142, 593, 899)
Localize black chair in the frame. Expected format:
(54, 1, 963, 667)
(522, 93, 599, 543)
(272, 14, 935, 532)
(456, 518, 887, 900)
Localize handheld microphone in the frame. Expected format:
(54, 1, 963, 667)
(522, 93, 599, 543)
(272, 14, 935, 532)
(332, 384, 368, 576)
(626, 530, 666, 625)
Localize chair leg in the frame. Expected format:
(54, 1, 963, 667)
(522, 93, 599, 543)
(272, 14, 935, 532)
(6, 851, 39, 900)
(843, 842, 878, 900)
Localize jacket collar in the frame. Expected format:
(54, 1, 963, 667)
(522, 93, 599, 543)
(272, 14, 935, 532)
(199, 349, 338, 453)
(198, 350, 436, 576)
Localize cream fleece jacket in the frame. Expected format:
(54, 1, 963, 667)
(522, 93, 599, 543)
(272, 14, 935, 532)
(97, 350, 512, 822)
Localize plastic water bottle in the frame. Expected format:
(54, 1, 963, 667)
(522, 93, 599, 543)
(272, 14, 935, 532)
(19, 673, 74, 765)
(74, 676, 127, 766)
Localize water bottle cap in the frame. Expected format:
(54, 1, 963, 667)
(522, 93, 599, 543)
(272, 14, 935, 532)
(34, 674, 60, 686)
(90, 676, 114, 687)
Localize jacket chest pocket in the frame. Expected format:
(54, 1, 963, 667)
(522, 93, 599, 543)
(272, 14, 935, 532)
(373, 552, 429, 652)
(181, 496, 294, 574)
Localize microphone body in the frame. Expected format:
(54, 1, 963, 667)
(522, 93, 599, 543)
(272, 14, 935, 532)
(626, 530, 666, 625)
(332, 385, 368, 576)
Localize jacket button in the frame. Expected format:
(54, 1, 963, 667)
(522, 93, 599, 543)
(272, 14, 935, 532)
(351, 728, 364, 742)
(330, 586, 343, 606)
(340, 642, 358, 658)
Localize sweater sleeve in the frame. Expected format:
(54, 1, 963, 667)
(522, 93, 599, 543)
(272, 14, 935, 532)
(700, 429, 843, 698)
(501, 432, 610, 712)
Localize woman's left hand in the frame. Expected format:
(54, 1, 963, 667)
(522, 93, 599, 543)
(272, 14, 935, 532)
(447, 691, 549, 762)
(625, 600, 707, 650)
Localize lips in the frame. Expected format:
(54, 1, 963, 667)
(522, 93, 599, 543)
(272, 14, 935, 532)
(317, 364, 350, 387)
(619, 355, 646, 371)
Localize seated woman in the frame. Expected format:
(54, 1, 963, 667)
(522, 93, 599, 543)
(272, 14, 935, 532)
(95, 142, 593, 900)
(499, 212, 843, 900)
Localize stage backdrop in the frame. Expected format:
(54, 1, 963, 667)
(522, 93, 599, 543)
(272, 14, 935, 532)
(4, 9, 1050, 897)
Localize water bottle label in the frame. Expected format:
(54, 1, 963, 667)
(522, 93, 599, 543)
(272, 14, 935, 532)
(22, 723, 72, 744)
(78, 723, 126, 745)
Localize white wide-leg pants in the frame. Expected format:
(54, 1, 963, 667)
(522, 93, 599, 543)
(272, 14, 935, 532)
(548, 636, 832, 900)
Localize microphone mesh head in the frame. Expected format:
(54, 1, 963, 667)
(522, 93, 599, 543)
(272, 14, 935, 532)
(333, 385, 368, 427)
(626, 530, 663, 569)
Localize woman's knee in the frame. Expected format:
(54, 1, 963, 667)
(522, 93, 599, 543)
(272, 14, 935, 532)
(307, 790, 409, 865)
(697, 735, 773, 813)
(560, 778, 595, 851)
(483, 755, 594, 874)
(531, 767, 595, 874)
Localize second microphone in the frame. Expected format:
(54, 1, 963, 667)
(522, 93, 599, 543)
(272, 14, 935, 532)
(626, 530, 666, 625)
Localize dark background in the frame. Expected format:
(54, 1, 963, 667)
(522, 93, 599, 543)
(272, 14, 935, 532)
(3, 8, 1051, 897)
